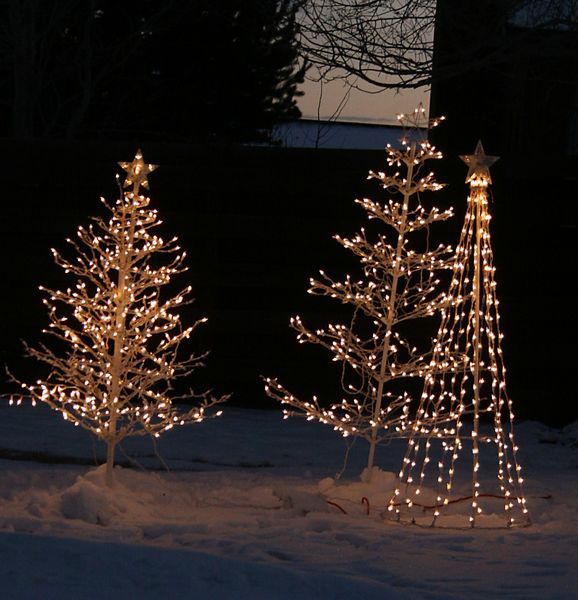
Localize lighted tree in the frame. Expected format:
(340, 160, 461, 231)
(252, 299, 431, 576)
(14, 150, 227, 486)
(265, 107, 455, 477)
(388, 142, 530, 528)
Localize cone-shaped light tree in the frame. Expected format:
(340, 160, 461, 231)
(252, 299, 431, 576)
(14, 150, 227, 486)
(388, 142, 530, 527)
(265, 107, 455, 477)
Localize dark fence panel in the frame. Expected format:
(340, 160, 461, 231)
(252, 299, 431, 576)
(0, 140, 575, 425)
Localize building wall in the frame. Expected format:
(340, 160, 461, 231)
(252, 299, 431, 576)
(272, 120, 407, 150)
(430, 0, 578, 156)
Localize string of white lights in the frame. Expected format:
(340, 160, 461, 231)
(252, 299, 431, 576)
(265, 107, 456, 478)
(387, 141, 530, 527)
(12, 150, 227, 486)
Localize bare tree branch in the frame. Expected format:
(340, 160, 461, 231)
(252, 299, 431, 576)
(297, 0, 578, 90)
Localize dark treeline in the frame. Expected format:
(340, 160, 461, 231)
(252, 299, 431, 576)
(0, 0, 305, 142)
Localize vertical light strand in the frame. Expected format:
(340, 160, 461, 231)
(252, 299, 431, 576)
(388, 141, 530, 528)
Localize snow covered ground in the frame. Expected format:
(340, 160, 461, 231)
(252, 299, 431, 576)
(0, 401, 576, 599)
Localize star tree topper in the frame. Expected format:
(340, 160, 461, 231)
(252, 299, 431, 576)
(118, 149, 157, 193)
(460, 140, 499, 185)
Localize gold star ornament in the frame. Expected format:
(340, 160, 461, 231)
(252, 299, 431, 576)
(460, 141, 499, 185)
(118, 149, 157, 192)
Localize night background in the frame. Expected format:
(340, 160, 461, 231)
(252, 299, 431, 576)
(0, 0, 575, 425)
(0, 1, 577, 598)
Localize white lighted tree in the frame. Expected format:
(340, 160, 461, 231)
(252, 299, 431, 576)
(388, 142, 530, 527)
(14, 150, 227, 486)
(265, 107, 455, 477)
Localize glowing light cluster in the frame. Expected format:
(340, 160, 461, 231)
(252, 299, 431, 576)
(264, 107, 455, 476)
(13, 150, 227, 486)
(388, 142, 530, 528)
